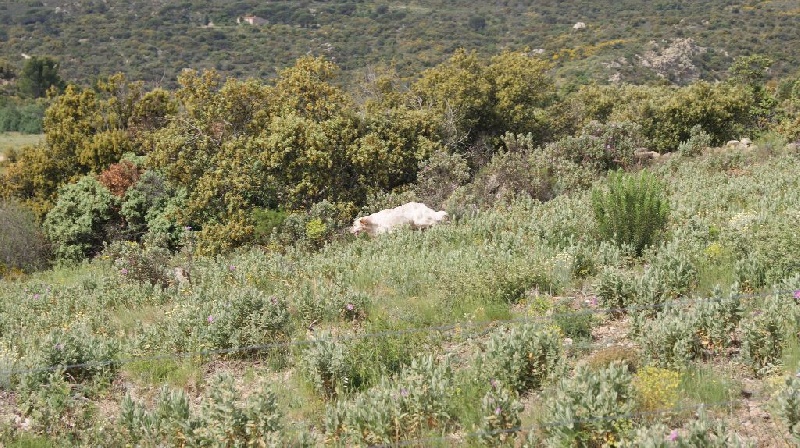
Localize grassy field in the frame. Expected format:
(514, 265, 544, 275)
(0, 132, 42, 158)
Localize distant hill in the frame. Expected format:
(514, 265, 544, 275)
(0, 0, 798, 86)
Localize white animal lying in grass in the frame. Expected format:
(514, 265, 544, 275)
(350, 202, 449, 236)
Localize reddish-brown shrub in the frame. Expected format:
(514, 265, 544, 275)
(97, 160, 141, 197)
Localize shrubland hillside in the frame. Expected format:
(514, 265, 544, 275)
(0, 10, 799, 443)
(0, 0, 799, 86)
(3, 140, 800, 445)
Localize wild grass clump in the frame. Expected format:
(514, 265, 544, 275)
(592, 170, 669, 257)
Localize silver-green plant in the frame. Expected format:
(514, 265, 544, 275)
(299, 331, 359, 399)
(777, 374, 800, 444)
(324, 355, 455, 445)
(477, 381, 524, 446)
(120, 374, 285, 446)
(638, 310, 701, 369)
(740, 295, 798, 376)
(621, 408, 750, 447)
(592, 170, 669, 257)
(480, 322, 563, 394)
(677, 124, 712, 157)
(544, 362, 635, 447)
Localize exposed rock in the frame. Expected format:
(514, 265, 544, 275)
(637, 38, 707, 84)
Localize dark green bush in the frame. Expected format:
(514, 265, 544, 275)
(592, 170, 669, 256)
(43, 176, 118, 262)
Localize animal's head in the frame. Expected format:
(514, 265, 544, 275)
(434, 210, 449, 223)
(349, 217, 372, 235)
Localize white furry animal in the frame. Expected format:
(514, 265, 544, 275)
(350, 202, 449, 236)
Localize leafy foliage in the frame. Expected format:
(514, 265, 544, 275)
(544, 362, 635, 447)
(592, 170, 669, 256)
(43, 176, 118, 262)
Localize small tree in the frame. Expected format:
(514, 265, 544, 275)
(592, 170, 669, 256)
(16, 56, 65, 99)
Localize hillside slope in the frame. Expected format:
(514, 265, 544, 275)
(1, 0, 798, 86)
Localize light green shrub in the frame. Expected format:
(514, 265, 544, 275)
(477, 382, 524, 446)
(740, 295, 799, 376)
(622, 409, 749, 447)
(638, 311, 701, 369)
(30, 326, 119, 385)
(678, 124, 713, 157)
(120, 374, 285, 446)
(299, 332, 361, 400)
(544, 362, 635, 447)
(104, 240, 173, 288)
(325, 355, 455, 445)
(777, 375, 800, 444)
(592, 170, 669, 256)
(480, 323, 562, 394)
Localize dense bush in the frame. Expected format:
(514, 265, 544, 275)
(678, 124, 713, 157)
(480, 323, 562, 394)
(592, 170, 669, 256)
(477, 382, 524, 446)
(120, 374, 286, 446)
(43, 175, 118, 262)
(325, 355, 455, 445)
(740, 294, 800, 376)
(544, 362, 635, 446)
(622, 410, 748, 447)
(777, 375, 800, 444)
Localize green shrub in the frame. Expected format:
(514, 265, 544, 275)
(412, 149, 470, 209)
(740, 296, 798, 376)
(273, 200, 353, 250)
(777, 375, 800, 444)
(596, 267, 637, 316)
(120, 374, 285, 446)
(324, 355, 455, 445)
(449, 132, 595, 209)
(104, 240, 173, 288)
(43, 176, 118, 262)
(203, 288, 292, 357)
(30, 327, 119, 385)
(592, 170, 669, 256)
(638, 311, 701, 369)
(678, 124, 713, 157)
(17, 370, 96, 440)
(251, 207, 288, 244)
(477, 382, 524, 446)
(622, 409, 748, 447)
(299, 332, 361, 400)
(0, 199, 50, 275)
(544, 362, 634, 447)
(480, 323, 562, 394)
(119, 169, 184, 248)
(694, 290, 744, 354)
